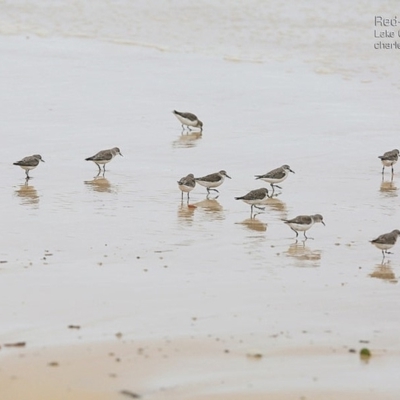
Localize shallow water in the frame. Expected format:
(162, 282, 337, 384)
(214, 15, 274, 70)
(0, 32, 398, 344)
(0, 1, 400, 397)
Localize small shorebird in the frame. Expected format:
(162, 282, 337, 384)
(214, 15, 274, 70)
(378, 149, 399, 175)
(283, 214, 325, 240)
(195, 170, 231, 195)
(255, 165, 295, 194)
(235, 188, 269, 218)
(172, 110, 203, 132)
(13, 154, 45, 179)
(370, 230, 400, 261)
(177, 173, 196, 201)
(85, 147, 123, 173)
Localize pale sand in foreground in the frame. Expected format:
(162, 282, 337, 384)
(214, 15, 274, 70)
(1, 337, 399, 400)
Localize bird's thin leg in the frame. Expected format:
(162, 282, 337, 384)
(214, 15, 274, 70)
(274, 184, 282, 189)
(270, 184, 275, 195)
(254, 205, 265, 210)
(304, 231, 314, 240)
(181, 191, 183, 201)
(103, 164, 106, 173)
(187, 192, 190, 203)
(25, 170, 30, 179)
(391, 165, 394, 175)
(95, 163, 101, 173)
(382, 250, 386, 261)
(386, 250, 393, 255)
(290, 228, 298, 238)
(382, 166, 385, 175)
(250, 205, 254, 219)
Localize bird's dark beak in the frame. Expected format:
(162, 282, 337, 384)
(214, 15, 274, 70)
(290, 169, 295, 173)
(119, 153, 123, 157)
(321, 221, 326, 226)
(41, 159, 45, 162)
(226, 174, 232, 179)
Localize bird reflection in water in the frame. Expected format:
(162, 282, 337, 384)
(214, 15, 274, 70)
(15, 178, 39, 207)
(172, 132, 202, 149)
(263, 196, 287, 218)
(284, 240, 321, 265)
(236, 218, 267, 232)
(177, 203, 196, 226)
(191, 198, 224, 220)
(370, 262, 397, 283)
(380, 176, 397, 198)
(84, 174, 115, 193)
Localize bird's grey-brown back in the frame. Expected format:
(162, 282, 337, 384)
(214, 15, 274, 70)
(173, 111, 198, 121)
(13, 154, 44, 167)
(196, 170, 231, 182)
(236, 187, 269, 201)
(178, 173, 196, 187)
(379, 149, 399, 161)
(371, 229, 400, 245)
(86, 147, 122, 162)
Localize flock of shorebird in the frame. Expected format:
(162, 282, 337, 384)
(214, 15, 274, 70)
(11, 110, 400, 262)
(172, 112, 400, 262)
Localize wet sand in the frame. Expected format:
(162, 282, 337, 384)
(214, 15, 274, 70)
(1, 33, 400, 399)
(1, 336, 400, 400)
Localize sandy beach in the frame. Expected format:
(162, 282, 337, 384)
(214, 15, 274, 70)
(1, 1, 400, 399)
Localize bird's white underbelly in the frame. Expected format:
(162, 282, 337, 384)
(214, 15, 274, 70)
(20, 165, 36, 171)
(178, 184, 194, 193)
(373, 242, 394, 250)
(243, 198, 266, 205)
(260, 174, 287, 184)
(287, 222, 313, 231)
(381, 159, 397, 167)
(175, 114, 197, 127)
(196, 178, 223, 188)
(93, 159, 112, 165)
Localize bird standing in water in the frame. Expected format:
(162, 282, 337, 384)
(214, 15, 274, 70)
(283, 214, 325, 240)
(85, 147, 123, 174)
(13, 154, 45, 179)
(177, 173, 196, 202)
(172, 110, 203, 132)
